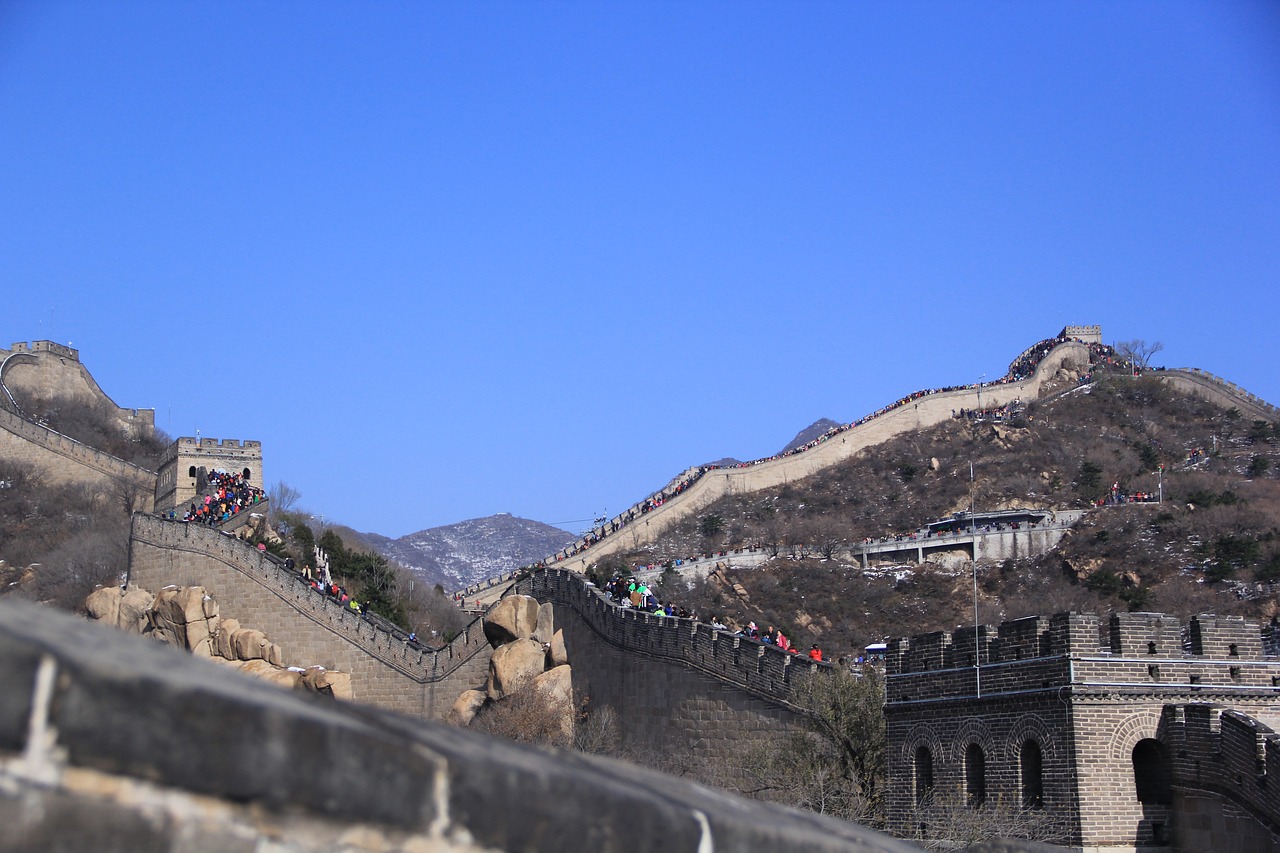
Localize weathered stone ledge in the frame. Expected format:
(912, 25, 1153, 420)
(0, 599, 922, 852)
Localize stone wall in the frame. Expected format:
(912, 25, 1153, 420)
(154, 436, 264, 512)
(0, 597, 926, 853)
(540, 340, 1092, 579)
(0, 405, 156, 508)
(884, 610, 1280, 851)
(0, 340, 155, 436)
(518, 570, 822, 762)
(1156, 369, 1279, 424)
(128, 514, 492, 718)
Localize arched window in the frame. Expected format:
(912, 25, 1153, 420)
(187, 466, 197, 478)
(242, 467, 251, 481)
(914, 745, 934, 804)
(965, 743, 986, 807)
(1132, 739, 1172, 804)
(1020, 740, 1044, 809)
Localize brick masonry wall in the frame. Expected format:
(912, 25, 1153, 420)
(0, 406, 156, 508)
(0, 597, 928, 853)
(884, 610, 1280, 849)
(516, 570, 822, 762)
(128, 515, 492, 718)
(547, 342, 1093, 572)
(885, 690, 1080, 845)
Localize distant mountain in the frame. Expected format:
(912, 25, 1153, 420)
(778, 418, 842, 454)
(364, 514, 577, 591)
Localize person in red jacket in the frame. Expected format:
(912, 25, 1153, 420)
(808, 644, 823, 661)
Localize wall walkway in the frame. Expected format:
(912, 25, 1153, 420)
(128, 514, 493, 718)
(0, 405, 156, 506)
(1156, 368, 1279, 423)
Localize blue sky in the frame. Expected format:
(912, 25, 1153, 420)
(3, 2, 1278, 537)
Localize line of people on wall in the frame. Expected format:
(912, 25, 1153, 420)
(552, 333, 1091, 565)
(1093, 482, 1160, 507)
(176, 469, 265, 525)
(597, 574, 826, 662)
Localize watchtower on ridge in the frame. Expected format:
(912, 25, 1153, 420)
(154, 437, 263, 513)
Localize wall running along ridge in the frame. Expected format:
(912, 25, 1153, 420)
(127, 514, 493, 718)
(517, 569, 826, 761)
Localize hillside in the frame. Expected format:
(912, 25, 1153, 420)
(590, 375, 1280, 658)
(365, 513, 576, 589)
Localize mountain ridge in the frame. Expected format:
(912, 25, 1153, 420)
(364, 513, 577, 590)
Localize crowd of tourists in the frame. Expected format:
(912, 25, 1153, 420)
(552, 333, 1093, 566)
(1094, 482, 1160, 507)
(597, 574, 825, 661)
(177, 470, 265, 526)
(952, 400, 1025, 422)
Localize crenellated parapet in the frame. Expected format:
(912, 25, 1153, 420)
(128, 514, 495, 717)
(1159, 704, 1280, 846)
(6, 340, 80, 360)
(155, 437, 264, 512)
(517, 568, 831, 708)
(1061, 324, 1102, 343)
(884, 609, 1280, 849)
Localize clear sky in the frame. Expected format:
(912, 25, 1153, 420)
(3, 2, 1277, 538)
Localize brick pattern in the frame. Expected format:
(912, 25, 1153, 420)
(884, 610, 1280, 850)
(519, 570, 816, 762)
(520, 570, 831, 705)
(129, 515, 492, 718)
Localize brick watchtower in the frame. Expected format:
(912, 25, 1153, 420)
(154, 437, 263, 513)
(884, 611, 1280, 851)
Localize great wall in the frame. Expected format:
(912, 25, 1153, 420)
(4, 330, 1280, 851)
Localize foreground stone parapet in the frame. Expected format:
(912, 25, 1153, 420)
(0, 598, 923, 853)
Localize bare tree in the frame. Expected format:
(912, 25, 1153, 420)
(1114, 339, 1164, 371)
(904, 791, 1071, 850)
(110, 473, 148, 517)
(268, 481, 302, 519)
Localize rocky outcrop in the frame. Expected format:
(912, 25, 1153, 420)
(84, 585, 350, 699)
(452, 594, 576, 739)
(482, 594, 541, 646)
(487, 638, 547, 700)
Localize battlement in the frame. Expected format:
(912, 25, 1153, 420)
(886, 611, 1280, 704)
(518, 569, 831, 707)
(7, 340, 79, 360)
(129, 515, 494, 703)
(1061, 324, 1102, 343)
(177, 437, 262, 452)
(155, 437, 264, 511)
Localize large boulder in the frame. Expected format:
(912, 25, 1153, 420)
(83, 587, 120, 626)
(117, 587, 154, 633)
(215, 617, 241, 660)
(483, 595, 541, 648)
(532, 665, 575, 742)
(300, 667, 352, 700)
(232, 628, 270, 661)
(487, 638, 546, 700)
(150, 586, 216, 649)
(447, 689, 488, 726)
(533, 664, 573, 707)
(534, 602, 555, 644)
(548, 629, 569, 667)
(235, 659, 303, 690)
